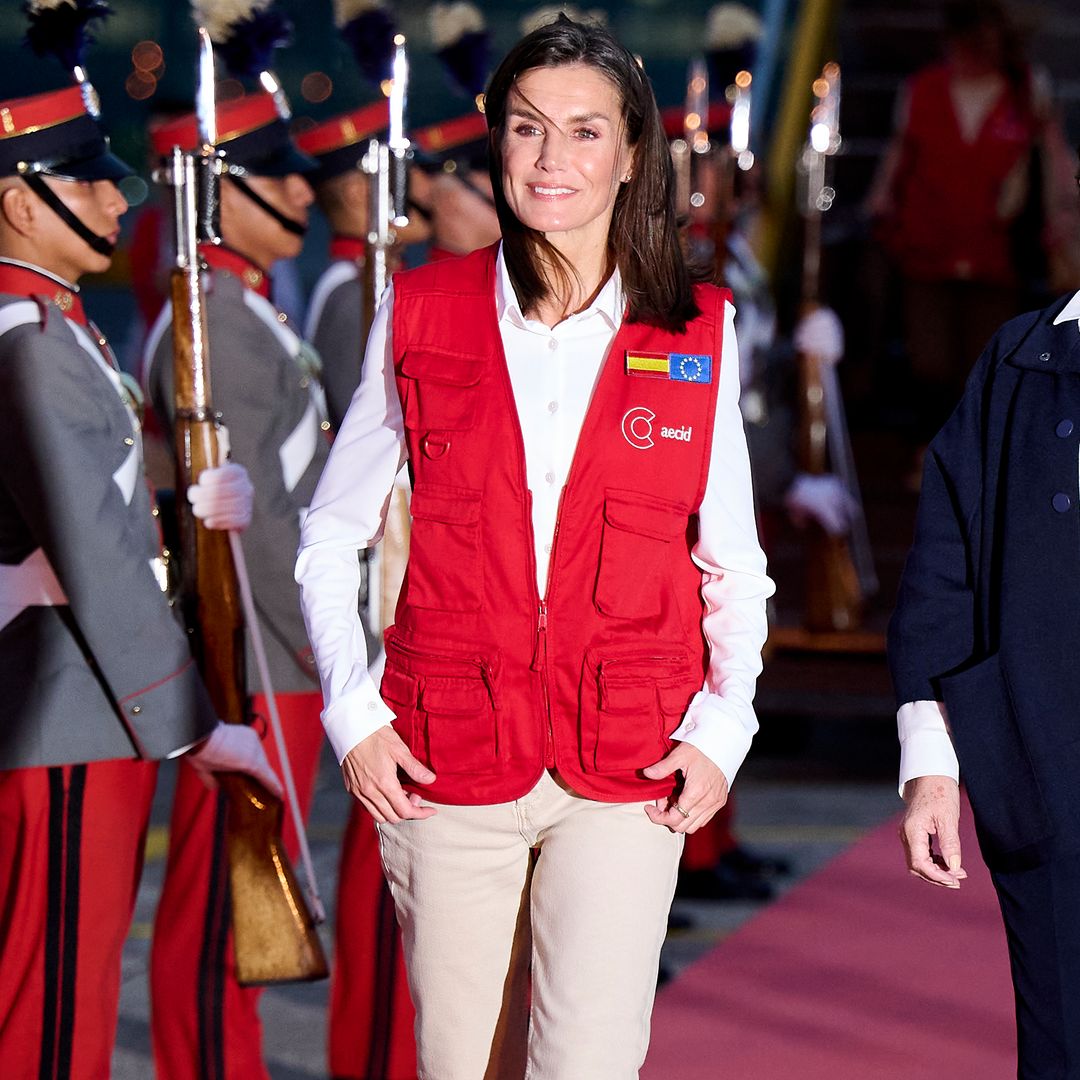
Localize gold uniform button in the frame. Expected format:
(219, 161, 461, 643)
(320, 420, 331, 432)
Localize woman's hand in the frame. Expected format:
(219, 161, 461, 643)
(341, 726, 438, 824)
(642, 742, 729, 834)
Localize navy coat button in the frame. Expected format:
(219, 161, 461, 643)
(1052, 492, 1072, 513)
(1057, 419, 1074, 438)
(1040, 352, 1051, 362)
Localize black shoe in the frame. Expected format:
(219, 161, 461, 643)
(717, 844, 792, 880)
(675, 865, 775, 902)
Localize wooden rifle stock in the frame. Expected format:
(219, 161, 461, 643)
(170, 245, 327, 988)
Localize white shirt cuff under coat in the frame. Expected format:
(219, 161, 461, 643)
(897, 699, 960, 795)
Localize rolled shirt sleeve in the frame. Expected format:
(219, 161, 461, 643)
(668, 300, 776, 786)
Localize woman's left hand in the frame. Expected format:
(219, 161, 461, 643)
(642, 743, 729, 834)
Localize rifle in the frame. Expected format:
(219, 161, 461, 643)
(795, 63, 877, 633)
(167, 29, 327, 986)
(363, 35, 413, 636)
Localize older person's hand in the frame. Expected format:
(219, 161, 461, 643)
(900, 774, 967, 887)
(642, 742, 729, 834)
(341, 726, 438, 825)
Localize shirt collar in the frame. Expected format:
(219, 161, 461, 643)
(1052, 290, 1080, 330)
(494, 242, 625, 332)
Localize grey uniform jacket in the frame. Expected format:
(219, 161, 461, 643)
(304, 260, 364, 433)
(0, 294, 217, 769)
(144, 268, 330, 693)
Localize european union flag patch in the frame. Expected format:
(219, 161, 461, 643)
(625, 350, 712, 384)
(669, 353, 712, 383)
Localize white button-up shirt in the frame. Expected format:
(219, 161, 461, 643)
(295, 245, 774, 787)
(897, 289, 1080, 791)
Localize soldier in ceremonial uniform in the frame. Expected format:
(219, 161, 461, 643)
(0, 85, 278, 1078)
(410, 112, 501, 264)
(141, 90, 331, 1079)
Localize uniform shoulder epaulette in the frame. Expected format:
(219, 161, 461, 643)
(0, 299, 47, 340)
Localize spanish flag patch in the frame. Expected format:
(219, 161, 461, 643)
(625, 351, 712, 383)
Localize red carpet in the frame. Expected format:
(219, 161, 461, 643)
(645, 806, 1016, 1078)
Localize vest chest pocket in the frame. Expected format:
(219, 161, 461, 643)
(381, 630, 501, 773)
(581, 645, 696, 773)
(595, 490, 691, 620)
(399, 350, 483, 434)
(406, 483, 484, 612)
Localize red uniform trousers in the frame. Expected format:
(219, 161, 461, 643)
(328, 805, 416, 1080)
(150, 693, 323, 1080)
(0, 758, 158, 1080)
(681, 797, 738, 871)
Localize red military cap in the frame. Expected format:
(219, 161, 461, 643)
(0, 85, 133, 180)
(149, 90, 315, 176)
(293, 99, 389, 183)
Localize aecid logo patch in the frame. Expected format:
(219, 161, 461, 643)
(621, 407, 692, 450)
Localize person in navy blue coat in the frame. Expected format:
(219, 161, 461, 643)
(889, 287, 1080, 1077)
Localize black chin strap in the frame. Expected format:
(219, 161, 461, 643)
(22, 174, 115, 258)
(228, 174, 307, 238)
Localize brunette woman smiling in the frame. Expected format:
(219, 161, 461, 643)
(297, 16, 773, 1078)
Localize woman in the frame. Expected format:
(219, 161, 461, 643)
(296, 17, 772, 1078)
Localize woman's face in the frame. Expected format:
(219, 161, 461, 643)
(500, 62, 633, 256)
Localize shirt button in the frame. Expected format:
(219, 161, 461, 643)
(548, 338, 558, 351)
(123, 436, 135, 446)
(548, 400, 559, 414)
(544, 543, 552, 554)
(544, 471, 556, 484)
(1056, 419, 1074, 438)
(320, 420, 331, 432)
(366, 701, 378, 711)
(1052, 492, 1072, 513)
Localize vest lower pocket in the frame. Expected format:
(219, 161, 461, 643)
(381, 629, 501, 774)
(405, 484, 483, 612)
(594, 490, 690, 620)
(581, 644, 695, 773)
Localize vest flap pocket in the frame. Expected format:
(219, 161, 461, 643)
(584, 644, 692, 773)
(420, 677, 490, 715)
(401, 350, 483, 386)
(410, 484, 482, 526)
(603, 490, 689, 540)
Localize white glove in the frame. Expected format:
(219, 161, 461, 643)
(187, 722, 283, 797)
(794, 307, 845, 366)
(785, 472, 858, 537)
(188, 461, 254, 532)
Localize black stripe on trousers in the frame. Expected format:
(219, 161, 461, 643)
(364, 880, 399, 1080)
(197, 791, 230, 1080)
(39, 765, 86, 1080)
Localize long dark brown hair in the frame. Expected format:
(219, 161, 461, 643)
(484, 16, 700, 332)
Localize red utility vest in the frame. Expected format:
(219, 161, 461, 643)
(888, 64, 1035, 286)
(382, 244, 729, 804)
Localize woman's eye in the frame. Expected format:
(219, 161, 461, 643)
(514, 123, 542, 137)
(575, 128, 601, 140)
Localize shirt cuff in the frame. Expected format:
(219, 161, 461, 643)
(321, 677, 397, 764)
(669, 690, 756, 789)
(897, 700, 960, 795)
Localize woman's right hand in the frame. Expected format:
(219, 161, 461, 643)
(341, 726, 438, 823)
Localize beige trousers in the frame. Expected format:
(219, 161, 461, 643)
(376, 770, 683, 1080)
